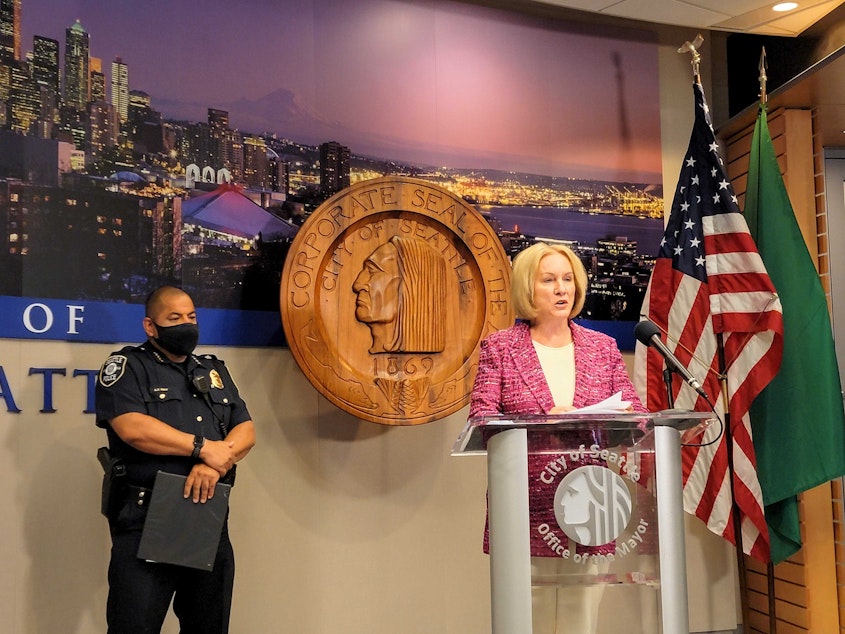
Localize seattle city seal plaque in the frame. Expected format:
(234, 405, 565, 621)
(280, 176, 513, 425)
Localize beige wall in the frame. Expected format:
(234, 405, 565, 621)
(0, 340, 492, 633)
(0, 36, 741, 634)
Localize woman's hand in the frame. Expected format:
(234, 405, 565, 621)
(548, 405, 575, 414)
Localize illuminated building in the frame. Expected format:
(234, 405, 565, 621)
(63, 20, 89, 111)
(87, 100, 117, 159)
(319, 140, 350, 195)
(89, 69, 105, 103)
(32, 35, 59, 133)
(111, 56, 128, 122)
(243, 136, 269, 189)
(8, 59, 38, 133)
(0, 0, 21, 62)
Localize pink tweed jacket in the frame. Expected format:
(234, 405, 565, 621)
(469, 320, 647, 557)
(469, 320, 646, 417)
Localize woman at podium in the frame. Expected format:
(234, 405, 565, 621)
(469, 241, 647, 633)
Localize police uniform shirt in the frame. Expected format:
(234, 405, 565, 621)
(96, 343, 251, 487)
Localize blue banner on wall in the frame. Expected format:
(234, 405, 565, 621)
(0, 295, 285, 347)
(0, 295, 635, 351)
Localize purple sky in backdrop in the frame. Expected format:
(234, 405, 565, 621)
(21, 0, 663, 182)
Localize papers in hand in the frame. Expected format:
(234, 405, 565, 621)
(570, 391, 631, 414)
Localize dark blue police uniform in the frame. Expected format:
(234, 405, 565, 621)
(96, 343, 251, 634)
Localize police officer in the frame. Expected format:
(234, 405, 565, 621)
(95, 285, 256, 633)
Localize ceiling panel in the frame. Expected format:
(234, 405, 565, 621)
(712, 0, 845, 34)
(600, 0, 731, 27)
(702, 0, 785, 13)
(524, 0, 845, 35)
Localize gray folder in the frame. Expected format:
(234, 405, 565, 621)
(136, 470, 231, 571)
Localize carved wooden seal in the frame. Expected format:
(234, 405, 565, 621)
(280, 176, 512, 425)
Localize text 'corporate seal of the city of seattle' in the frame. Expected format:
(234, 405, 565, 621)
(280, 176, 513, 425)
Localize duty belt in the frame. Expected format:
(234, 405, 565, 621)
(127, 484, 152, 507)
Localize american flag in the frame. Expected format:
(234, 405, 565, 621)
(634, 82, 783, 561)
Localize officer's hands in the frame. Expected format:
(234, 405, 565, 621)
(185, 463, 220, 503)
(198, 439, 237, 476)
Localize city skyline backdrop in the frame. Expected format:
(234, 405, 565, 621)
(1, 0, 667, 349)
(19, 0, 663, 184)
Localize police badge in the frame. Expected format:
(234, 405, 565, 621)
(209, 369, 224, 389)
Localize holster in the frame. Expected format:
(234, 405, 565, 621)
(97, 446, 127, 519)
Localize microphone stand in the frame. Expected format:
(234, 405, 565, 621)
(663, 367, 676, 408)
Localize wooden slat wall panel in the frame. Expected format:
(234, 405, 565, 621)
(722, 106, 841, 633)
(835, 479, 845, 634)
(808, 109, 844, 634)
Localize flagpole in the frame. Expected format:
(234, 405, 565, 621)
(758, 44, 779, 634)
(676, 35, 754, 632)
(716, 334, 752, 631)
(703, 45, 769, 634)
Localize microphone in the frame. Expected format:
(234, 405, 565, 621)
(191, 372, 211, 395)
(634, 319, 708, 400)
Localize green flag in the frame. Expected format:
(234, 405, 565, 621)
(745, 104, 845, 564)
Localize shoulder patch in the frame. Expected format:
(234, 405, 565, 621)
(99, 354, 127, 388)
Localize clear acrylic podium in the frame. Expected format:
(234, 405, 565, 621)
(452, 411, 714, 634)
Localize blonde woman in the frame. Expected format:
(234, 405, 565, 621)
(469, 241, 647, 632)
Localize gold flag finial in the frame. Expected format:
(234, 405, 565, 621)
(678, 34, 704, 81)
(759, 46, 768, 105)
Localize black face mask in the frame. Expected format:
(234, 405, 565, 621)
(152, 322, 199, 356)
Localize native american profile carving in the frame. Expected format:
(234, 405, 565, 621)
(352, 236, 447, 354)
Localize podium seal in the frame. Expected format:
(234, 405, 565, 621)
(281, 176, 513, 425)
